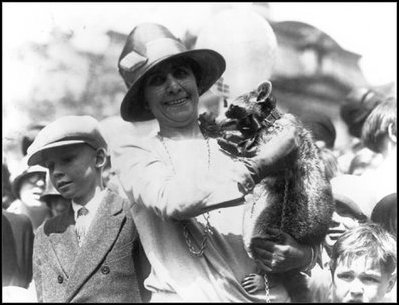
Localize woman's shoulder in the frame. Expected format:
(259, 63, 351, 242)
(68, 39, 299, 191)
(111, 134, 164, 172)
(112, 134, 160, 153)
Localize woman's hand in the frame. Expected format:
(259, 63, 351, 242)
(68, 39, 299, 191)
(241, 273, 265, 294)
(249, 228, 312, 273)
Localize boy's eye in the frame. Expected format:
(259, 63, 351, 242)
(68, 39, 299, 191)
(337, 272, 353, 281)
(362, 276, 380, 284)
(61, 155, 76, 164)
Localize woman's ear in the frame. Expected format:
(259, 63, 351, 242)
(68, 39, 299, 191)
(95, 148, 107, 168)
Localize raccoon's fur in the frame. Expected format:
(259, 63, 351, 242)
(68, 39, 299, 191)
(199, 81, 334, 302)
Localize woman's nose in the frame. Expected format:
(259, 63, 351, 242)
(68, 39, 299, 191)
(166, 75, 182, 93)
(36, 178, 45, 188)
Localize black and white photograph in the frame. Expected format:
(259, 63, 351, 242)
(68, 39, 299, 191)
(2, 2, 397, 303)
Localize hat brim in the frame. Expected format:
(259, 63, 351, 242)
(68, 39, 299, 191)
(120, 49, 226, 122)
(11, 169, 47, 199)
(27, 140, 88, 166)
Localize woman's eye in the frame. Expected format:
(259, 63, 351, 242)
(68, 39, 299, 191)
(174, 67, 189, 78)
(148, 75, 165, 86)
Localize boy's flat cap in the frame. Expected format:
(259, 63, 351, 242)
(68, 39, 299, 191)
(27, 115, 107, 166)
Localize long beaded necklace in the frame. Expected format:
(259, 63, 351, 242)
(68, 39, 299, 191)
(157, 133, 213, 257)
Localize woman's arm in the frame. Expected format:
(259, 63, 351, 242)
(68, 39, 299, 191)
(113, 138, 254, 220)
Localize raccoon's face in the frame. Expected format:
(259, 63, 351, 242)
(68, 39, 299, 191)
(223, 81, 276, 138)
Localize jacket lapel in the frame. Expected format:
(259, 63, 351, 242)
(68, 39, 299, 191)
(64, 190, 125, 302)
(48, 205, 79, 278)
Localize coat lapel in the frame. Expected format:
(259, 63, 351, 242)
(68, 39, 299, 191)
(48, 205, 79, 278)
(64, 190, 125, 302)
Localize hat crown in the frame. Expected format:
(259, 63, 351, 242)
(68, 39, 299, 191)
(128, 23, 178, 56)
(118, 23, 186, 88)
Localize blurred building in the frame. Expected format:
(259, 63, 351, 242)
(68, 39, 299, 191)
(4, 4, 393, 165)
(269, 20, 369, 150)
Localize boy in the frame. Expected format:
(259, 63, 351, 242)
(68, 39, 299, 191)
(27, 115, 144, 303)
(330, 223, 396, 303)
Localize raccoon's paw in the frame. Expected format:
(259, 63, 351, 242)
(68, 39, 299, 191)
(218, 135, 258, 158)
(241, 273, 265, 294)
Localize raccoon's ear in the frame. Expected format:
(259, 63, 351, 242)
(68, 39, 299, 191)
(256, 81, 272, 103)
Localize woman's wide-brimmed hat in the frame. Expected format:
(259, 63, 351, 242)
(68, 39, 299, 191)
(11, 157, 47, 199)
(118, 23, 226, 122)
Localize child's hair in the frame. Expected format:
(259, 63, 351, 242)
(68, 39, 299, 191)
(361, 97, 397, 153)
(340, 88, 384, 138)
(330, 223, 397, 275)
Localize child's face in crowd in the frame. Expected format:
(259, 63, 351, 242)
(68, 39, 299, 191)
(332, 256, 395, 303)
(324, 201, 365, 250)
(19, 172, 46, 207)
(43, 144, 99, 205)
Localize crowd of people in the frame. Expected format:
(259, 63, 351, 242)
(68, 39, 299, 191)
(2, 19, 396, 303)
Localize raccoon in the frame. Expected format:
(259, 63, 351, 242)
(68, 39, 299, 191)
(199, 81, 334, 302)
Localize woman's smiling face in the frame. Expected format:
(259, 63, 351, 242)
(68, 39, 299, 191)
(143, 59, 200, 128)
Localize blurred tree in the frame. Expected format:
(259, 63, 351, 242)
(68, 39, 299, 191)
(3, 27, 127, 176)
(8, 27, 125, 127)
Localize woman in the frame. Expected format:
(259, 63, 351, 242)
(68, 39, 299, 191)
(113, 23, 316, 302)
(7, 159, 50, 232)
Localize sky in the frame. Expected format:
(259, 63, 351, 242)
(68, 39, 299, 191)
(3, 2, 397, 86)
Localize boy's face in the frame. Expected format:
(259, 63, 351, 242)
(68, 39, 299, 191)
(332, 256, 395, 303)
(42, 144, 100, 205)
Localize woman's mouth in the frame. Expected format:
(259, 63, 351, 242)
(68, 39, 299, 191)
(164, 97, 187, 106)
(32, 192, 42, 199)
